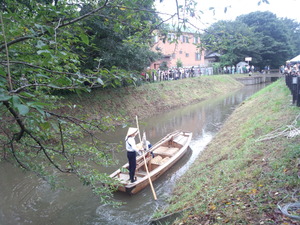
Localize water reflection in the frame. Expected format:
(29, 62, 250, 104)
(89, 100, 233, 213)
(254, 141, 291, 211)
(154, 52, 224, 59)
(0, 83, 267, 225)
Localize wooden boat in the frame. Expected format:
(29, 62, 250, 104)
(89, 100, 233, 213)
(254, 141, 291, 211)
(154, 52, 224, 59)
(109, 130, 192, 195)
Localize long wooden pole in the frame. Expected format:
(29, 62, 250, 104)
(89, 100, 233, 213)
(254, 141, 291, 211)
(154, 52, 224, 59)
(136, 115, 157, 200)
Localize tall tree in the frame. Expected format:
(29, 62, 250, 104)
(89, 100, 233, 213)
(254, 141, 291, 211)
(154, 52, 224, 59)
(200, 20, 262, 67)
(78, 0, 160, 73)
(201, 11, 300, 70)
(237, 11, 295, 68)
(280, 18, 300, 59)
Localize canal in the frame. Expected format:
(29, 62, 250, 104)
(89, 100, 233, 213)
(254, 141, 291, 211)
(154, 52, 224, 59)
(0, 83, 267, 225)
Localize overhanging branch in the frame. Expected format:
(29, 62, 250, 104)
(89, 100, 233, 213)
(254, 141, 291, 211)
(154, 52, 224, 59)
(3, 101, 25, 141)
(10, 83, 87, 94)
(0, 0, 109, 51)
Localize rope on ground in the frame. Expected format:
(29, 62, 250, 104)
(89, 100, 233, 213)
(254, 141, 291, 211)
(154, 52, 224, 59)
(277, 190, 300, 221)
(255, 113, 300, 142)
(278, 202, 300, 221)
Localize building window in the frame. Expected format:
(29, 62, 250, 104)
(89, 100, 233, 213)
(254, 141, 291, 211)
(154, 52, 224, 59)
(179, 50, 183, 54)
(153, 35, 158, 43)
(181, 35, 189, 43)
(194, 36, 199, 43)
(195, 53, 201, 61)
(172, 53, 176, 59)
(186, 53, 189, 57)
(168, 33, 175, 42)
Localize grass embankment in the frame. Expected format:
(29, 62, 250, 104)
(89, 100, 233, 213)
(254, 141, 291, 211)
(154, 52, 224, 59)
(63, 76, 243, 124)
(153, 79, 300, 224)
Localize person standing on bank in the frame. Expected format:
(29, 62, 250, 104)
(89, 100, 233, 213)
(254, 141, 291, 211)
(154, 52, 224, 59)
(125, 127, 141, 183)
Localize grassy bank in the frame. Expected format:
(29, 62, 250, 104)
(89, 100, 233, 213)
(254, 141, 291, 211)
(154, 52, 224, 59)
(62, 75, 243, 124)
(152, 79, 300, 224)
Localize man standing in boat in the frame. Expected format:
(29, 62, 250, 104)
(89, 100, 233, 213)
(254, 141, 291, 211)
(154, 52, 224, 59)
(125, 127, 141, 183)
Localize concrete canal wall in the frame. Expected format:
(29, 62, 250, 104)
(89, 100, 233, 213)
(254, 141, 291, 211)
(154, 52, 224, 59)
(235, 76, 273, 85)
(235, 72, 284, 85)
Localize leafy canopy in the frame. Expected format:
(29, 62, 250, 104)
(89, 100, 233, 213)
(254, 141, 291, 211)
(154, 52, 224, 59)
(201, 11, 300, 69)
(201, 20, 262, 67)
(0, 0, 162, 204)
(237, 11, 298, 68)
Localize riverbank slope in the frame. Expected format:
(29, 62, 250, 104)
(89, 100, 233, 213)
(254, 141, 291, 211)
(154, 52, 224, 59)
(152, 79, 300, 224)
(63, 75, 243, 124)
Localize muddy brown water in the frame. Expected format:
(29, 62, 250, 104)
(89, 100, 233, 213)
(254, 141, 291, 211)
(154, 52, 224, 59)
(0, 83, 268, 225)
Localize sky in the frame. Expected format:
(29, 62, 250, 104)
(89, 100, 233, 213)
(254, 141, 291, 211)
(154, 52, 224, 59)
(155, 0, 300, 29)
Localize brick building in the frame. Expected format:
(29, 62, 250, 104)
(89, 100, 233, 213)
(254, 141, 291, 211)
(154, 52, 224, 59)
(150, 32, 206, 70)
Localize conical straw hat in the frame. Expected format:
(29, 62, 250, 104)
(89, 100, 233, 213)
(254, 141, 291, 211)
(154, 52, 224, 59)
(126, 127, 138, 138)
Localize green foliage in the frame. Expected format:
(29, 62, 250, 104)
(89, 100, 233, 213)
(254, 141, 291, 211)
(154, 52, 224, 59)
(237, 11, 298, 68)
(176, 59, 183, 68)
(159, 61, 169, 71)
(78, 0, 160, 72)
(201, 20, 263, 67)
(201, 11, 300, 69)
(0, 0, 163, 204)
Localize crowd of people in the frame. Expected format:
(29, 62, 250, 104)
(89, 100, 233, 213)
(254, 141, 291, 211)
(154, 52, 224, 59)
(144, 64, 256, 82)
(222, 64, 256, 74)
(143, 66, 201, 82)
(141, 62, 297, 82)
(281, 63, 300, 76)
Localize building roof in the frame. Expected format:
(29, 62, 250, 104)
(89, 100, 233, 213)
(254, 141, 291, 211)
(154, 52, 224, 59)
(288, 54, 300, 62)
(205, 52, 221, 59)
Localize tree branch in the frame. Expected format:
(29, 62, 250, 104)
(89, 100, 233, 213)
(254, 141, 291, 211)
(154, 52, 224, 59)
(24, 129, 72, 173)
(9, 141, 28, 170)
(3, 100, 73, 173)
(58, 122, 65, 154)
(0, 13, 13, 90)
(0, 0, 109, 51)
(46, 111, 106, 133)
(10, 83, 86, 94)
(0, 60, 88, 77)
(3, 101, 26, 141)
(175, 0, 180, 22)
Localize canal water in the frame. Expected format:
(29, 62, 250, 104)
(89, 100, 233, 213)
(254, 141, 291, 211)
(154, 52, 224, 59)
(0, 83, 267, 225)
